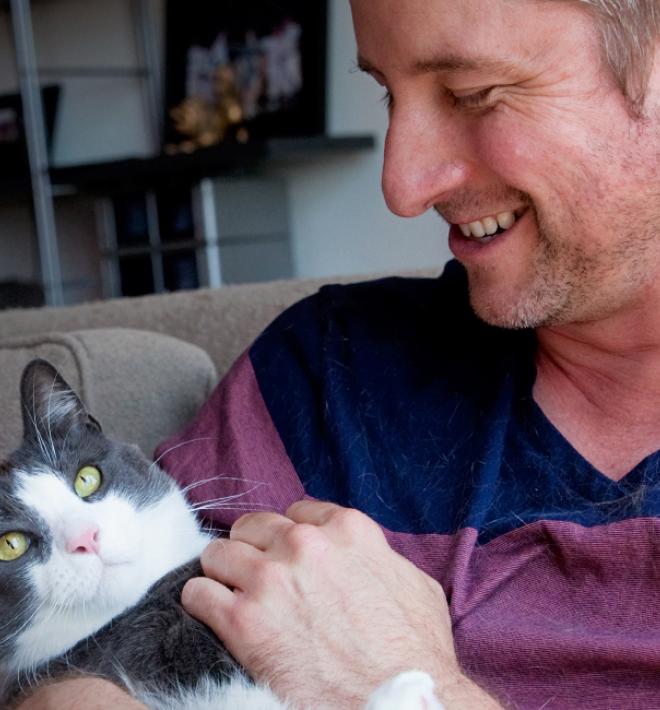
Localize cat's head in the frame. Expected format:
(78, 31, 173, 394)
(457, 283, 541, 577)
(0, 359, 209, 675)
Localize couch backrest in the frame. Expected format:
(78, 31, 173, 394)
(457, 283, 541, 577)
(0, 270, 436, 459)
(0, 274, 405, 378)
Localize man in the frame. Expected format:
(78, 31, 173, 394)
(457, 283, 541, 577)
(20, 0, 660, 708)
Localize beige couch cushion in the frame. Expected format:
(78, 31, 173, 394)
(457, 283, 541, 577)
(0, 329, 217, 461)
(0, 271, 437, 379)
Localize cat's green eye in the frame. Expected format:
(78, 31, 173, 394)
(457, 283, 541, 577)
(0, 532, 29, 561)
(74, 465, 102, 498)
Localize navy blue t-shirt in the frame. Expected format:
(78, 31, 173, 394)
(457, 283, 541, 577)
(160, 260, 660, 708)
(251, 260, 660, 540)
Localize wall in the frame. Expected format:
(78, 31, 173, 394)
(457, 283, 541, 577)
(0, 0, 450, 304)
(286, 0, 450, 279)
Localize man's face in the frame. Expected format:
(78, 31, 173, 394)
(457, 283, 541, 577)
(351, 0, 660, 328)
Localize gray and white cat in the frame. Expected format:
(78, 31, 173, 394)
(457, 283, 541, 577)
(0, 359, 443, 710)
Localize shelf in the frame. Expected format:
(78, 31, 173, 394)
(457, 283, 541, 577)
(106, 239, 203, 258)
(49, 135, 376, 194)
(105, 232, 289, 259)
(32, 67, 149, 78)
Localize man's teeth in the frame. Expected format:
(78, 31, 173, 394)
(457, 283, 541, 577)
(459, 211, 517, 239)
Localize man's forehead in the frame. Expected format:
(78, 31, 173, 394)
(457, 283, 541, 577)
(351, 0, 566, 80)
(356, 52, 526, 80)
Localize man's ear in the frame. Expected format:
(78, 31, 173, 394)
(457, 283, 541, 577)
(20, 359, 101, 442)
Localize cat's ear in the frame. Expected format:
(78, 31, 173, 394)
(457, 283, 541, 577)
(20, 359, 102, 441)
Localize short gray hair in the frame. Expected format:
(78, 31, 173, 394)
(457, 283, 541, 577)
(553, 0, 660, 114)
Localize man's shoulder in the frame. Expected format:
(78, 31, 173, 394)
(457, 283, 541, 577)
(250, 260, 531, 386)
(256, 262, 488, 351)
(296, 259, 474, 328)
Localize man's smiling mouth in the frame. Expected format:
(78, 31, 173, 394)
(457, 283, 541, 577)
(457, 208, 528, 242)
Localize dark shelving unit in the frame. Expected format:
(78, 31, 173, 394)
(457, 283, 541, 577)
(5, 0, 376, 301)
(50, 135, 375, 194)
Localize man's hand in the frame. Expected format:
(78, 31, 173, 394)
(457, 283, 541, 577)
(182, 500, 500, 709)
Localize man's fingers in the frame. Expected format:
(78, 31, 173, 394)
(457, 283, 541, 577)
(286, 499, 344, 525)
(230, 511, 294, 549)
(200, 538, 262, 590)
(181, 576, 235, 638)
(286, 500, 380, 540)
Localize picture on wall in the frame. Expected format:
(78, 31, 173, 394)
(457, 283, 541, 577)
(164, 1, 327, 153)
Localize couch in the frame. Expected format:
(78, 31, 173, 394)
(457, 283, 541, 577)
(0, 271, 431, 461)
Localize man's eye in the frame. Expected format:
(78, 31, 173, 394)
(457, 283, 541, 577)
(450, 87, 497, 110)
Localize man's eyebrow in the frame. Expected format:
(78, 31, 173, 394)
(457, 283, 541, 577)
(414, 54, 522, 76)
(357, 53, 521, 77)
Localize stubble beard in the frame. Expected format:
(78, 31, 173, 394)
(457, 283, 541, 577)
(466, 206, 580, 330)
(465, 202, 659, 331)
(461, 107, 660, 331)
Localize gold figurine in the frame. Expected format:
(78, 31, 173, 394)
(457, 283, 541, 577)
(167, 65, 249, 154)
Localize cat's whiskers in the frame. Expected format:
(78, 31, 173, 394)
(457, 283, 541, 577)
(180, 474, 271, 495)
(148, 437, 220, 472)
(59, 414, 80, 464)
(12, 598, 62, 693)
(192, 503, 274, 513)
(199, 523, 228, 535)
(22, 642, 60, 696)
(27, 380, 48, 465)
(43, 376, 60, 467)
(180, 474, 224, 494)
(189, 482, 268, 510)
(14, 591, 113, 689)
(25, 393, 54, 468)
(0, 596, 49, 646)
(18, 653, 42, 693)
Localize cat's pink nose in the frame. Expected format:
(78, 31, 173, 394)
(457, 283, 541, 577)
(66, 524, 100, 555)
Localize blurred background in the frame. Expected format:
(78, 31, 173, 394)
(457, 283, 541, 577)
(0, 0, 450, 308)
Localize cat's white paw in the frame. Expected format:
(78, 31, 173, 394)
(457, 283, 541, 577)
(364, 671, 445, 710)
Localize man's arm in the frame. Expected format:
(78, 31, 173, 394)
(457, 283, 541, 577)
(182, 500, 504, 710)
(14, 678, 148, 710)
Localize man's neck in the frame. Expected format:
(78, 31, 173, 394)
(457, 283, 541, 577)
(533, 302, 660, 480)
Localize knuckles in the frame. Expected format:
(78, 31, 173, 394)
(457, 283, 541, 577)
(281, 507, 384, 558)
(326, 506, 383, 541)
(283, 522, 327, 556)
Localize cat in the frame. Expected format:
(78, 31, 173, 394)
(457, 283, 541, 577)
(0, 359, 443, 710)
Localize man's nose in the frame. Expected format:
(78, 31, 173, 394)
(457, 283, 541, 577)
(381, 105, 468, 218)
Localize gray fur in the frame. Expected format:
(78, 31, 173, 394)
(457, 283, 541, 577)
(0, 475, 42, 665)
(5, 561, 243, 705)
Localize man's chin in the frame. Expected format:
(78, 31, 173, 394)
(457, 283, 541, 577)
(467, 286, 557, 331)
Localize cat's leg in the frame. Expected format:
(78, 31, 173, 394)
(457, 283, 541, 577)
(364, 671, 445, 710)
